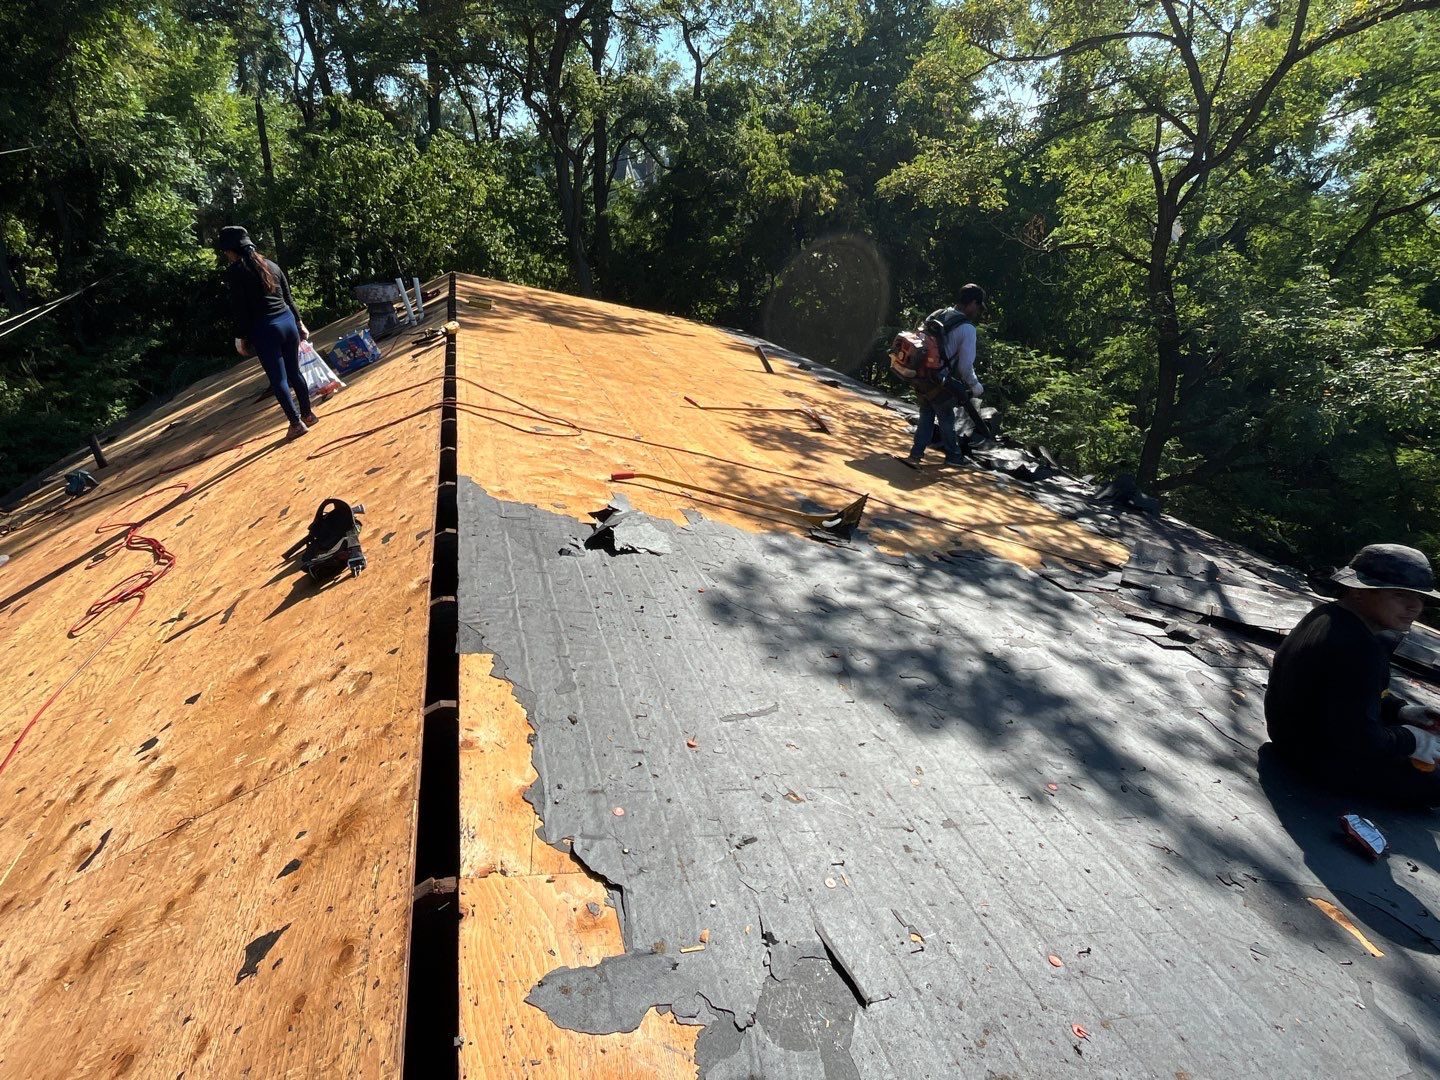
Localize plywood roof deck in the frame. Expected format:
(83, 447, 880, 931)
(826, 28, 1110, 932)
(450, 274, 1124, 1078)
(0, 272, 1117, 1078)
(451, 277, 1124, 571)
(449, 275, 1440, 1079)
(0, 293, 448, 1076)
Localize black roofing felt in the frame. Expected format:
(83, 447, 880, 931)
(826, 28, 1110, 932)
(458, 469, 1440, 1078)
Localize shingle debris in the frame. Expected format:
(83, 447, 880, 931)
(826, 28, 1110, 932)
(583, 494, 673, 556)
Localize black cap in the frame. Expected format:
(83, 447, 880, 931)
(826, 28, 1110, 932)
(1332, 544, 1440, 601)
(215, 226, 255, 253)
(957, 282, 987, 313)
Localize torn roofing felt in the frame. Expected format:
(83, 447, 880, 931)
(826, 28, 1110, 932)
(457, 474, 1440, 1079)
(581, 493, 674, 556)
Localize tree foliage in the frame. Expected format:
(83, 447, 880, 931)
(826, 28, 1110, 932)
(1, 0, 1436, 572)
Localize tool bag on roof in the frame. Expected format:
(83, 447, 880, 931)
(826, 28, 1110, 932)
(283, 499, 366, 583)
(65, 469, 100, 496)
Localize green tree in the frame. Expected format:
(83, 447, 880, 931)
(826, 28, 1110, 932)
(952, 0, 1440, 493)
(0, 0, 242, 491)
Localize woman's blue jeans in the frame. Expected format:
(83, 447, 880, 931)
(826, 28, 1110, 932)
(251, 310, 311, 424)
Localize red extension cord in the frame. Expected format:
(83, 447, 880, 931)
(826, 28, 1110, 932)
(0, 485, 185, 778)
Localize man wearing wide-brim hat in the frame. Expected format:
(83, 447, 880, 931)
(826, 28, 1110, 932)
(1266, 544, 1440, 807)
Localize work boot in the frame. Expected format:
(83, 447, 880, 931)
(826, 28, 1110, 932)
(287, 419, 309, 440)
(301, 410, 319, 425)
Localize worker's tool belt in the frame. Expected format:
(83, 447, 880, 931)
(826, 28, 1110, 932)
(284, 498, 366, 583)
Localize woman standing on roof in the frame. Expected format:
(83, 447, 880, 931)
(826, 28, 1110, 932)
(216, 226, 318, 439)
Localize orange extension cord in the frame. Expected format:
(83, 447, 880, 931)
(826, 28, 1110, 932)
(0, 370, 445, 779)
(304, 375, 1115, 570)
(0, 384, 351, 778)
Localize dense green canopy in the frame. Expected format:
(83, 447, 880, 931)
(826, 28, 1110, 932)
(3, 0, 1437, 571)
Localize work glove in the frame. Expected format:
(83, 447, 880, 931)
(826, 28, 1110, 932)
(968, 380, 984, 399)
(1403, 725, 1440, 765)
(1399, 703, 1440, 730)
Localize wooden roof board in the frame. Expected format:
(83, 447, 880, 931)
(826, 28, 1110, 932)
(0, 291, 447, 1075)
(5, 268, 1431, 1077)
(448, 275, 1125, 572)
(447, 273, 1129, 1076)
(436, 273, 1440, 1078)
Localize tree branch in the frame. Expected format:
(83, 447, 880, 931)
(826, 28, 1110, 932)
(1214, 0, 1440, 172)
(978, 29, 1176, 65)
(1046, 238, 1151, 270)
(1157, 0, 1211, 135)
(1030, 106, 1164, 152)
(1154, 454, 1268, 493)
(1329, 183, 1440, 272)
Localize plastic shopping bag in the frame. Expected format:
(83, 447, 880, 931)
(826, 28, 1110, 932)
(298, 340, 345, 398)
(328, 328, 383, 374)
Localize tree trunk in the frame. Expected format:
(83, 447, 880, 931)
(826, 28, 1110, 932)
(48, 182, 75, 287)
(455, 76, 483, 143)
(294, 0, 333, 96)
(254, 92, 286, 257)
(1136, 330, 1181, 490)
(590, 1, 611, 295)
(681, 22, 704, 100)
(426, 74, 443, 137)
(317, 0, 370, 101)
(47, 180, 87, 341)
(294, 0, 338, 126)
(418, 0, 443, 137)
(255, 91, 275, 188)
(0, 224, 27, 312)
(336, 46, 368, 102)
(554, 149, 594, 296)
(1136, 205, 1182, 491)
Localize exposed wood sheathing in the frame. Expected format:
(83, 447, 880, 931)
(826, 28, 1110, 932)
(0, 296, 445, 1076)
(449, 275, 1125, 570)
(451, 274, 1124, 1077)
(460, 656, 698, 1076)
(0, 272, 1130, 1078)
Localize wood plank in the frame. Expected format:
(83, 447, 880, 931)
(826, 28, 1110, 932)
(0, 289, 446, 1073)
(450, 274, 1126, 572)
(461, 652, 575, 880)
(0, 728, 417, 1079)
(458, 649, 699, 1075)
(460, 874, 697, 1079)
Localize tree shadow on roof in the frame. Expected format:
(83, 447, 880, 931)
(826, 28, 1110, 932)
(697, 527, 1440, 1070)
(843, 453, 955, 492)
(483, 286, 708, 340)
(1257, 746, 1439, 946)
